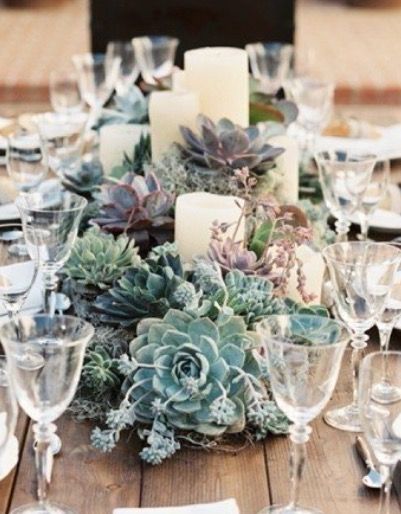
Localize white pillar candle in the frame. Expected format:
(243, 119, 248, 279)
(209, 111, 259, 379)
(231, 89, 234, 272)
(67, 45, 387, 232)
(172, 68, 188, 92)
(175, 192, 245, 262)
(184, 47, 249, 127)
(287, 245, 325, 304)
(99, 124, 149, 175)
(149, 90, 200, 162)
(270, 134, 299, 204)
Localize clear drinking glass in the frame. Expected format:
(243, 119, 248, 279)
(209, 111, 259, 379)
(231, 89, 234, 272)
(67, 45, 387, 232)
(315, 150, 376, 241)
(132, 36, 179, 85)
(358, 159, 390, 241)
(49, 69, 83, 115)
(323, 242, 401, 432)
(0, 223, 39, 320)
(256, 315, 349, 514)
(246, 42, 294, 94)
(6, 132, 48, 194)
(0, 314, 94, 514)
(33, 112, 87, 176)
(0, 356, 18, 480)
(15, 191, 87, 315)
(106, 41, 139, 95)
(359, 352, 401, 514)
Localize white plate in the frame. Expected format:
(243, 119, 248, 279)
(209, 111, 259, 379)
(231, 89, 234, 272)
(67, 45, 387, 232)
(0, 203, 19, 222)
(348, 209, 401, 234)
(0, 436, 18, 481)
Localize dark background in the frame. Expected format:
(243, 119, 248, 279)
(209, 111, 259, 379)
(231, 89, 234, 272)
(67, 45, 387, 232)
(90, 0, 295, 63)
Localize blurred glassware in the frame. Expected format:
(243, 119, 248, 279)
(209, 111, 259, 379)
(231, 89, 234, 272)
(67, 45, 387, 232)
(323, 242, 401, 432)
(359, 352, 401, 514)
(72, 53, 121, 125)
(0, 356, 18, 460)
(16, 191, 87, 315)
(132, 36, 179, 85)
(1, 314, 94, 514)
(256, 315, 348, 514)
(32, 112, 87, 176)
(358, 159, 390, 241)
(106, 41, 139, 95)
(6, 132, 48, 194)
(246, 42, 294, 94)
(49, 69, 83, 115)
(0, 223, 39, 320)
(315, 150, 376, 241)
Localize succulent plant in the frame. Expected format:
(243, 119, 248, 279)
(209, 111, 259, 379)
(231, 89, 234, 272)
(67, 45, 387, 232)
(96, 85, 149, 129)
(92, 172, 175, 251)
(94, 252, 201, 328)
(64, 226, 140, 290)
(179, 115, 284, 176)
(110, 133, 152, 180)
(62, 159, 104, 197)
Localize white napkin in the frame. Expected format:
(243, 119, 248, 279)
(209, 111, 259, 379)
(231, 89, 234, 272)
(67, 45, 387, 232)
(114, 499, 240, 514)
(0, 262, 42, 317)
(0, 203, 19, 222)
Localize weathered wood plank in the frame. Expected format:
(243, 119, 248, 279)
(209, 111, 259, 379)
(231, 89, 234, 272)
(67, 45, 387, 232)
(8, 416, 142, 514)
(141, 441, 270, 514)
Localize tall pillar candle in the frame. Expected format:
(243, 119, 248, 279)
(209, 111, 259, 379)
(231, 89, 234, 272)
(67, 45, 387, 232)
(172, 68, 188, 92)
(175, 192, 245, 262)
(99, 124, 149, 175)
(184, 47, 249, 126)
(149, 90, 199, 162)
(270, 134, 299, 204)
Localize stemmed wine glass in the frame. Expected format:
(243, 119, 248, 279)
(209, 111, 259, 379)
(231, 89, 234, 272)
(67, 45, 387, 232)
(0, 356, 18, 481)
(106, 41, 139, 95)
(132, 36, 179, 85)
(0, 314, 94, 514)
(256, 315, 349, 514)
(15, 191, 87, 315)
(49, 69, 83, 115)
(359, 352, 401, 514)
(246, 42, 294, 94)
(323, 242, 401, 432)
(315, 151, 376, 241)
(357, 159, 390, 241)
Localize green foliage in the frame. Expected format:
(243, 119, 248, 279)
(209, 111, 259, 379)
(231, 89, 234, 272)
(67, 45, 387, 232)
(62, 159, 104, 197)
(110, 133, 151, 180)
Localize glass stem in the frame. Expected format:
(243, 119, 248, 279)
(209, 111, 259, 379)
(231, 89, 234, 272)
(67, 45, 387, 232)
(43, 271, 59, 316)
(288, 424, 311, 509)
(359, 213, 370, 241)
(33, 423, 54, 504)
(379, 464, 393, 514)
(378, 324, 394, 386)
(350, 332, 368, 410)
(334, 219, 350, 242)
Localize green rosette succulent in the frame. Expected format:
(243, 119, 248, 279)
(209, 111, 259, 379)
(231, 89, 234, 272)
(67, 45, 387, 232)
(64, 227, 140, 290)
(94, 252, 202, 328)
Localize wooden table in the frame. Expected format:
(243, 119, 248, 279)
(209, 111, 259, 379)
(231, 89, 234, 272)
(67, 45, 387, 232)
(0, 338, 400, 514)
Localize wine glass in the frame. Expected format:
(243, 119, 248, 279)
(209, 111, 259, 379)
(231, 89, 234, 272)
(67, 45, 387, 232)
(49, 69, 83, 115)
(323, 242, 401, 432)
(358, 159, 390, 241)
(0, 223, 39, 320)
(0, 356, 18, 481)
(132, 36, 179, 85)
(315, 150, 376, 241)
(33, 112, 87, 176)
(15, 191, 87, 315)
(106, 41, 139, 95)
(6, 132, 48, 194)
(0, 314, 94, 514)
(246, 42, 294, 94)
(256, 315, 349, 514)
(359, 352, 401, 514)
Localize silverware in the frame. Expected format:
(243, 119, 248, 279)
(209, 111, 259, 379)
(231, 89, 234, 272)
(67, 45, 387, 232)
(355, 436, 383, 489)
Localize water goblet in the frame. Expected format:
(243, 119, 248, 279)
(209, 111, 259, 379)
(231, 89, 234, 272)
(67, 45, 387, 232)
(106, 41, 139, 95)
(256, 315, 349, 514)
(49, 69, 83, 115)
(358, 159, 390, 241)
(323, 242, 401, 432)
(0, 356, 18, 480)
(15, 191, 87, 315)
(0, 314, 94, 514)
(359, 352, 401, 514)
(132, 36, 179, 85)
(246, 42, 294, 94)
(6, 132, 48, 194)
(315, 151, 376, 241)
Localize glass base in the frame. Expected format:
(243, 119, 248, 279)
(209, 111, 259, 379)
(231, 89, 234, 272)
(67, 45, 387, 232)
(372, 382, 401, 405)
(11, 502, 76, 514)
(258, 505, 323, 514)
(324, 403, 362, 432)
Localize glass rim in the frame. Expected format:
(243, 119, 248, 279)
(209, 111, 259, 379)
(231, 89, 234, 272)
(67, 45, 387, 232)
(314, 150, 377, 165)
(256, 314, 349, 349)
(0, 314, 94, 348)
(15, 191, 88, 214)
(360, 350, 401, 371)
(246, 41, 294, 51)
(322, 241, 401, 265)
(132, 35, 179, 46)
